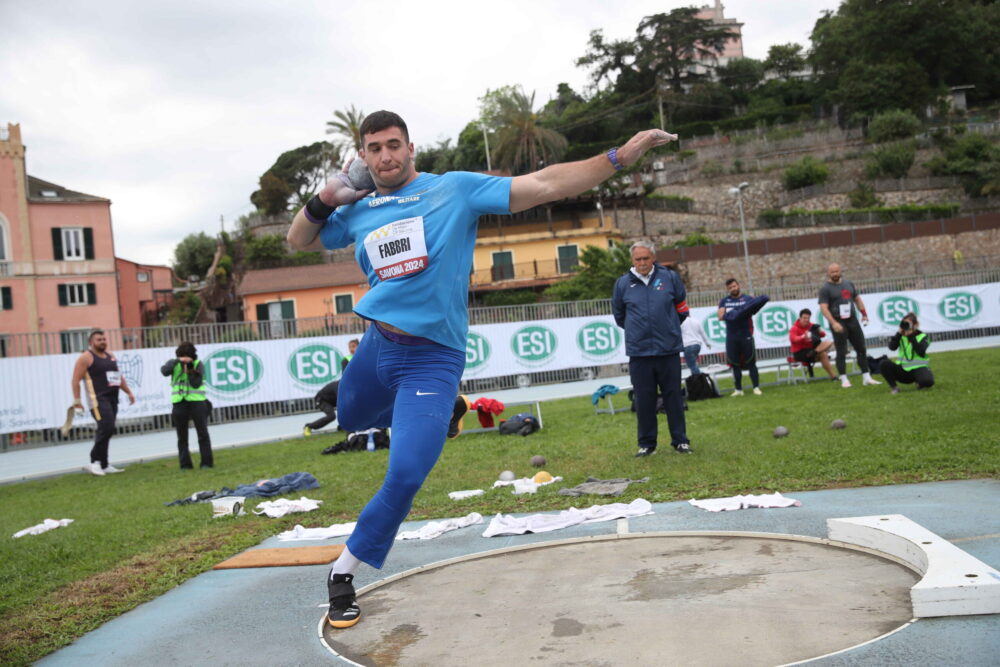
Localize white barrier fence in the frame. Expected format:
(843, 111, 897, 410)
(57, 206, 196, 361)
(1, 283, 997, 435)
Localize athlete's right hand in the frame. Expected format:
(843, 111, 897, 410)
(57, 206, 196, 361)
(317, 159, 373, 207)
(831, 322, 844, 334)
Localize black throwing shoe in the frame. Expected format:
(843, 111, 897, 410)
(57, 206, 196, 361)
(447, 395, 472, 439)
(327, 573, 361, 628)
(634, 446, 657, 458)
(673, 442, 693, 454)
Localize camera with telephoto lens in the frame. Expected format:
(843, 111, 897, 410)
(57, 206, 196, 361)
(899, 319, 911, 331)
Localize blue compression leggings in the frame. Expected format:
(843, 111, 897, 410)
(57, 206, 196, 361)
(337, 325, 465, 569)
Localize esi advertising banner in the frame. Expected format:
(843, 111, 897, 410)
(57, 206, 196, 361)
(0, 334, 359, 436)
(1, 283, 997, 435)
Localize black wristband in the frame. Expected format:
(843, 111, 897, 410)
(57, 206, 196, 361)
(305, 195, 336, 224)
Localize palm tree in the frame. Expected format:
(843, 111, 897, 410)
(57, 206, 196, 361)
(486, 87, 567, 176)
(325, 105, 365, 157)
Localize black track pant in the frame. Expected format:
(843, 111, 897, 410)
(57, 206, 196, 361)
(832, 317, 870, 375)
(879, 360, 934, 389)
(629, 354, 688, 449)
(306, 399, 338, 431)
(173, 401, 213, 468)
(726, 336, 759, 390)
(89, 396, 118, 468)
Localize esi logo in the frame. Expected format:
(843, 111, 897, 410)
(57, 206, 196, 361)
(576, 321, 621, 361)
(754, 305, 797, 342)
(287, 343, 343, 388)
(204, 348, 263, 397)
(878, 295, 919, 326)
(938, 291, 981, 323)
(464, 331, 492, 374)
(703, 316, 727, 345)
(511, 325, 557, 367)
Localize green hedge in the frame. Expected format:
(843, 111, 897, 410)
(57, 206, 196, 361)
(757, 203, 961, 228)
(672, 105, 812, 140)
(645, 193, 694, 212)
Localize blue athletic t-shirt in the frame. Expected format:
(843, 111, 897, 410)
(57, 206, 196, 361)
(319, 171, 511, 351)
(718, 293, 756, 338)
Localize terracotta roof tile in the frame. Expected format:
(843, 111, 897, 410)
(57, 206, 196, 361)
(27, 176, 109, 203)
(238, 262, 367, 295)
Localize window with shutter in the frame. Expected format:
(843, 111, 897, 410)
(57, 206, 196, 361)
(60, 284, 88, 306)
(1, 286, 11, 310)
(61, 228, 85, 260)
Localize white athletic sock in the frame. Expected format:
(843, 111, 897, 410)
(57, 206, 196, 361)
(330, 546, 361, 577)
(839, 374, 848, 381)
(862, 372, 872, 381)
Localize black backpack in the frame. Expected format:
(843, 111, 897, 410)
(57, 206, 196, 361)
(498, 413, 540, 436)
(685, 373, 720, 401)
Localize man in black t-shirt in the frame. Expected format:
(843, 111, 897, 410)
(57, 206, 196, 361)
(817, 263, 880, 388)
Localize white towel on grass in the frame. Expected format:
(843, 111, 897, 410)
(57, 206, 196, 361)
(396, 513, 484, 541)
(688, 492, 801, 512)
(483, 498, 653, 537)
(492, 475, 563, 495)
(276, 521, 356, 541)
(448, 489, 484, 500)
(13, 518, 74, 539)
(253, 497, 323, 518)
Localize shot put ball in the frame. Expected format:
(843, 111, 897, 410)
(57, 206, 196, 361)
(772, 426, 789, 438)
(498, 470, 516, 482)
(532, 470, 553, 484)
(348, 159, 375, 191)
(830, 418, 847, 430)
(531, 455, 546, 467)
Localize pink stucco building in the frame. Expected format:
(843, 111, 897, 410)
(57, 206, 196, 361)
(694, 1, 745, 69)
(1, 123, 123, 355)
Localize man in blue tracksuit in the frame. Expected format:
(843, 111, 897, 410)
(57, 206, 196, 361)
(717, 278, 769, 396)
(612, 241, 692, 457)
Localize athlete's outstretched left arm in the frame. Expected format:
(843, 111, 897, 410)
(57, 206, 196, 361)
(509, 129, 677, 214)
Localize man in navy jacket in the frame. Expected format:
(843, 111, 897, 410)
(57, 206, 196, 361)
(612, 241, 692, 456)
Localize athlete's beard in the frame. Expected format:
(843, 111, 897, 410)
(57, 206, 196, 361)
(373, 154, 414, 191)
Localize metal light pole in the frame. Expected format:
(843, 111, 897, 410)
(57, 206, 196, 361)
(481, 124, 492, 172)
(729, 182, 754, 293)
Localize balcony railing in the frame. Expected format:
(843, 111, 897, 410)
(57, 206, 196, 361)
(471, 258, 579, 285)
(0, 261, 10, 277)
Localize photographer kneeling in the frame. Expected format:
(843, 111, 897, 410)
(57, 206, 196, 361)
(879, 313, 934, 394)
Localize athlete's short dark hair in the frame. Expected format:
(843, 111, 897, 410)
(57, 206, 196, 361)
(725, 278, 739, 286)
(360, 110, 409, 144)
(799, 308, 812, 317)
(88, 329, 104, 342)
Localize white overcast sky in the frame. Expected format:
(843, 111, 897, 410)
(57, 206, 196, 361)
(0, 0, 840, 268)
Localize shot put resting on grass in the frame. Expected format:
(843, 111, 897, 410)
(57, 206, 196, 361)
(286, 109, 678, 629)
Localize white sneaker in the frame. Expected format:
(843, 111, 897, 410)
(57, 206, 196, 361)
(86, 462, 105, 476)
(103, 465, 124, 473)
(863, 378, 882, 386)
(731, 390, 744, 397)
(841, 378, 852, 388)
(752, 387, 763, 396)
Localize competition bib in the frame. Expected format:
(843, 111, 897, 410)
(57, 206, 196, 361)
(363, 216, 429, 281)
(106, 370, 122, 387)
(838, 303, 852, 319)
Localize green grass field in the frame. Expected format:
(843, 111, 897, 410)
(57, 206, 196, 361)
(1, 347, 998, 665)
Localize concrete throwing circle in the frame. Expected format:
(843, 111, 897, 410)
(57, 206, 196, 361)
(320, 533, 918, 666)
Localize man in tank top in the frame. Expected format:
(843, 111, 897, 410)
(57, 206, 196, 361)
(70, 330, 136, 476)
